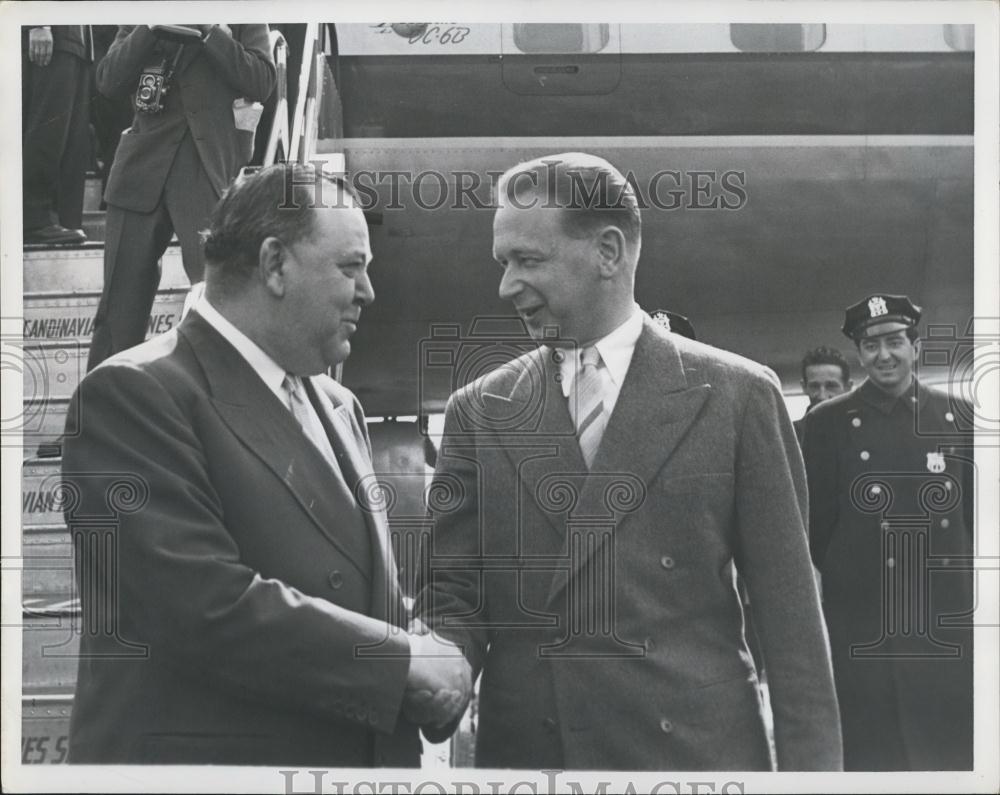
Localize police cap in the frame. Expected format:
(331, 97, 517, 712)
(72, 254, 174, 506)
(842, 294, 921, 341)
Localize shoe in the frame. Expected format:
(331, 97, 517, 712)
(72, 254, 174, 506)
(24, 224, 87, 245)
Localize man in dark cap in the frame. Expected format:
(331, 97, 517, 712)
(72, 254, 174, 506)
(801, 293, 974, 771)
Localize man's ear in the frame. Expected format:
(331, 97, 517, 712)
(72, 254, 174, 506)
(595, 226, 627, 278)
(259, 237, 286, 297)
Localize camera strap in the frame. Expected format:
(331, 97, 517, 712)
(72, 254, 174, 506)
(163, 45, 186, 85)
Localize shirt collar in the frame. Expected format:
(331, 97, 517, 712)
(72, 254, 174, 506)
(194, 294, 290, 406)
(559, 304, 644, 397)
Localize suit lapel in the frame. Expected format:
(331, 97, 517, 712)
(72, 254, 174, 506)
(307, 379, 405, 625)
(544, 318, 712, 605)
(180, 313, 372, 582)
(489, 347, 587, 541)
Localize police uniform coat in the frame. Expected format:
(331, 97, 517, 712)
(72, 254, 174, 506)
(417, 316, 843, 770)
(802, 378, 974, 770)
(62, 311, 420, 766)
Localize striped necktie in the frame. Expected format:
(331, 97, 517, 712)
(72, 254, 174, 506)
(282, 374, 342, 474)
(568, 346, 610, 469)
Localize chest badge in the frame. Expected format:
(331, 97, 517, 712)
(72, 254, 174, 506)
(926, 452, 946, 474)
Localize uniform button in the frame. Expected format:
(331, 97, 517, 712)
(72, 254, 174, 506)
(880, 521, 891, 531)
(886, 558, 895, 569)
(941, 518, 950, 529)
(911, 396, 919, 403)
(659, 718, 674, 733)
(860, 451, 871, 462)
(941, 558, 951, 567)
(660, 556, 675, 570)
(871, 485, 882, 496)
(542, 717, 557, 731)
(945, 412, 955, 422)
(852, 417, 862, 428)
(328, 570, 344, 590)
(552, 350, 565, 364)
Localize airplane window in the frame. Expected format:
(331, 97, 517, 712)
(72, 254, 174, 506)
(512, 24, 610, 54)
(943, 25, 974, 52)
(730, 24, 826, 52)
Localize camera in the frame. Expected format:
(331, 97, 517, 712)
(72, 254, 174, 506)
(135, 65, 169, 114)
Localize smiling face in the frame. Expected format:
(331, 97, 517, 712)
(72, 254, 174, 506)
(856, 326, 919, 397)
(492, 202, 606, 345)
(278, 205, 374, 373)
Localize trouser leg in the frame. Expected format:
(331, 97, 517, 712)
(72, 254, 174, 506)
(56, 57, 92, 231)
(163, 131, 219, 284)
(23, 51, 81, 230)
(86, 201, 174, 370)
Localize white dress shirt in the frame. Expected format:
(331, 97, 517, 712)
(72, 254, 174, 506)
(558, 304, 644, 418)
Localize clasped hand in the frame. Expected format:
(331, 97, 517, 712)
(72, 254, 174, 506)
(403, 622, 472, 729)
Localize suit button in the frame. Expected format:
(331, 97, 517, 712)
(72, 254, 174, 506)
(860, 450, 871, 462)
(659, 717, 673, 733)
(880, 521, 891, 531)
(328, 570, 344, 590)
(886, 557, 895, 569)
(941, 518, 950, 529)
(871, 485, 882, 496)
(945, 480, 953, 491)
(946, 412, 955, 423)
(542, 717, 557, 732)
(852, 417, 862, 428)
(660, 556, 675, 570)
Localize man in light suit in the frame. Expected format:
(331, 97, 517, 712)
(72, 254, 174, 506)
(87, 24, 276, 371)
(416, 153, 842, 770)
(62, 164, 469, 765)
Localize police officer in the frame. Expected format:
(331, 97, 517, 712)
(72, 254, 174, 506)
(802, 294, 974, 771)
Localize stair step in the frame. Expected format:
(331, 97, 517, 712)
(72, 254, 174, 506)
(23, 242, 188, 294)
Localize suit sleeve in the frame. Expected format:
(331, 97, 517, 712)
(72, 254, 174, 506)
(732, 375, 843, 771)
(412, 389, 491, 743)
(62, 363, 411, 734)
(202, 24, 275, 102)
(96, 25, 158, 98)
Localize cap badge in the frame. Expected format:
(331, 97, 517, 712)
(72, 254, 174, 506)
(868, 296, 889, 318)
(652, 311, 672, 332)
(926, 452, 946, 474)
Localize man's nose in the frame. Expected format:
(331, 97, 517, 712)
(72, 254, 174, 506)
(498, 267, 519, 301)
(355, 270, 375, 306)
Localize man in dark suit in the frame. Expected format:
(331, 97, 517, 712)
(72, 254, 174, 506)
(22, 25, 93, 244)
(86, 24, 276, 371)
(793, 345, 852, 444)
(62, 164, 469, 765)
(802, 294, 974, 770)
(415, 153, 842, 770)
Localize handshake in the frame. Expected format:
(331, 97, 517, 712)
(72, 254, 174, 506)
(403, 620, 473, 730)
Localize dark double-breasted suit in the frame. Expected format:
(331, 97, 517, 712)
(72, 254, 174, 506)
(802, 379, 974, 770)
(417, 317, 842, 770)
(62, 311, 420, 766)
(87, 25, 275, 370)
